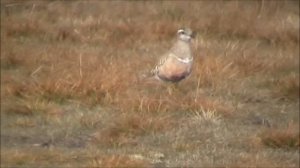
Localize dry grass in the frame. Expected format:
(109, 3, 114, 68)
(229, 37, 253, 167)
(1, 0, 299, 167)
(260, 123, 299, 149)
(1, 148, 82, 167)
(90, 155, 152, 167)
(274, 73, 300, 100)
(92, 112, 175, 146)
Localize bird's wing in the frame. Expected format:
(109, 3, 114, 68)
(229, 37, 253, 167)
(150, 53, 171, 75)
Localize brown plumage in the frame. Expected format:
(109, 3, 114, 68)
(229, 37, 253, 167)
(151, 28, 195, 83)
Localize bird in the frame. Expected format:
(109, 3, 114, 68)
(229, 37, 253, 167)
(150, 28, 195, 83)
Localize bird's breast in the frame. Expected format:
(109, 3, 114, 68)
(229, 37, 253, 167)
(157, 57, 193, 82)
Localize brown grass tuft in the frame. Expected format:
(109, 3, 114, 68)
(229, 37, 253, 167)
(90, 155, 151, 167)
(92, 112, 174, 146)
(1, 75, 27, 97)
(232, 52, 266, 76)
(4, 104, 33, 116)
(274, 73, 300, 100)
(1, 51, 25, 69)
(260, 123, 299, 149)
(1, 148, 80, 167)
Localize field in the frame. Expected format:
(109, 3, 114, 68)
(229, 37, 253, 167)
(1, 0, 299, 167)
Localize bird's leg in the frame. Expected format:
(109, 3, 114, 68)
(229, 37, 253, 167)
(173, 82, 179, 92)
(167, 84, 173, 95)
(167, 82, 179, 95)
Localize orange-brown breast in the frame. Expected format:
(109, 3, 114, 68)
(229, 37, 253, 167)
(157, 57, 192, 82)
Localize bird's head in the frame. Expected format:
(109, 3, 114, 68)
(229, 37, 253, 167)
(177, 28, 195, 42)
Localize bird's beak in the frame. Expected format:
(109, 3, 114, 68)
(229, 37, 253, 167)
(191, 32, 196, 39)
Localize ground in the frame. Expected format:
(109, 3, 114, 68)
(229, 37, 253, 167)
(1, 1, 299, 167)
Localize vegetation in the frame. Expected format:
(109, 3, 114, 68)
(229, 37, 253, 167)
(1, 0, 299, 167)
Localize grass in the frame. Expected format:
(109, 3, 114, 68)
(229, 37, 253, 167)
(90, 155, 152, 167)
(260, 123, 299, 149)
(1, 0, 299, 167)
(273, 73, 300, 100)
(91, 112, 176, 147)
